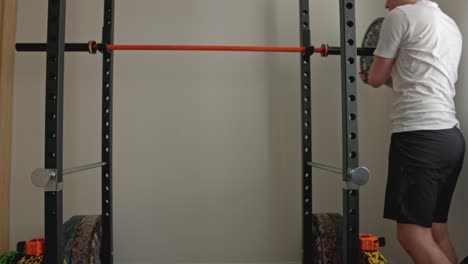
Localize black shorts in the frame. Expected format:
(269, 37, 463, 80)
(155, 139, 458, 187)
(383, 127, 465, 227)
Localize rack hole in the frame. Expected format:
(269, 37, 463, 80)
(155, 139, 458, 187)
(347, 39, 355, 46)
(349, 113, 356, 120)
(49, 73, 57, 81)
(347, 20, 354, 27)
(346, 2, 354, 9)
(348, 57, 355, 64)
(349, 95, 356, 101)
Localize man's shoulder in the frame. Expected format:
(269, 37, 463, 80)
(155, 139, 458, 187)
(383, 6, 408, 25)
(388, 5, 409, 17)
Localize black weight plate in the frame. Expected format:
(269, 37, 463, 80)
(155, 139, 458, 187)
(327, 213, 343, 262)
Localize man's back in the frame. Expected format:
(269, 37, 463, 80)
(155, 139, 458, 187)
(374, 0, 463, 133)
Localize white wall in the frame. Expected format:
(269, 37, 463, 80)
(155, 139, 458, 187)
(10, 0, 467, 263)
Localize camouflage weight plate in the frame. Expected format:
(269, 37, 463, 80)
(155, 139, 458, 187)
(313, 213, 340, 264)
(70, 215, 102, 264)
(63, 215, 85, 264)
(360, 17, 384, 76)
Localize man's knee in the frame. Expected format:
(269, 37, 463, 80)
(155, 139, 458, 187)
(397, 223, 432, 248)
(397, 224, 414, 249)
(432, 223, 449, 244)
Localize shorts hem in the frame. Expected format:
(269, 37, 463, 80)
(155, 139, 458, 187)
(383, 215, 432, 228)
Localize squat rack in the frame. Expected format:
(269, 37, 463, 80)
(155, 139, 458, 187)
(16, 0, 371, 263)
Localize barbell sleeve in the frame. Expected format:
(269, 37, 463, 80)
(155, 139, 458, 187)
(16, 43, 92, 52)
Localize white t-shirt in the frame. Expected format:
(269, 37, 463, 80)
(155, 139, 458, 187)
(374, 0, 462, 133)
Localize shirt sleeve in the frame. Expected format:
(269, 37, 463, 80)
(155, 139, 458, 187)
(374, 8, 408, 59)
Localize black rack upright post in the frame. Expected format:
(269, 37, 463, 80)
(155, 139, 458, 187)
(339, 0, 360, 263)
(101, 0, 115, 264)
(299, 1, 313, 263)
(44, 0, 66, 263)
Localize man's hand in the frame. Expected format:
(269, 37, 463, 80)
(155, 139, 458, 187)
(359, 72, 369, 84)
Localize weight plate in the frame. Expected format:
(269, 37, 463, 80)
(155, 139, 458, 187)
(360, 17, 384, 76)
(70, 215, 102, 264)
(63, 215, 85, 264)
(313, 213, 340, 264)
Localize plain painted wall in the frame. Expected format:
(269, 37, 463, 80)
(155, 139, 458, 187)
(10, 0, 467, 263)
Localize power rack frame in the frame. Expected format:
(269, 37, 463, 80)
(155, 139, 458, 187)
(16, 1, 365, 263)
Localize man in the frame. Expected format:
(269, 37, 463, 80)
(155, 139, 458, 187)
(360, 0, 464, 263)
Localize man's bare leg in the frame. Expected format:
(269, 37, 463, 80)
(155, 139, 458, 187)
(397, 223, 451, 264)
(431, 223, 458, 264)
